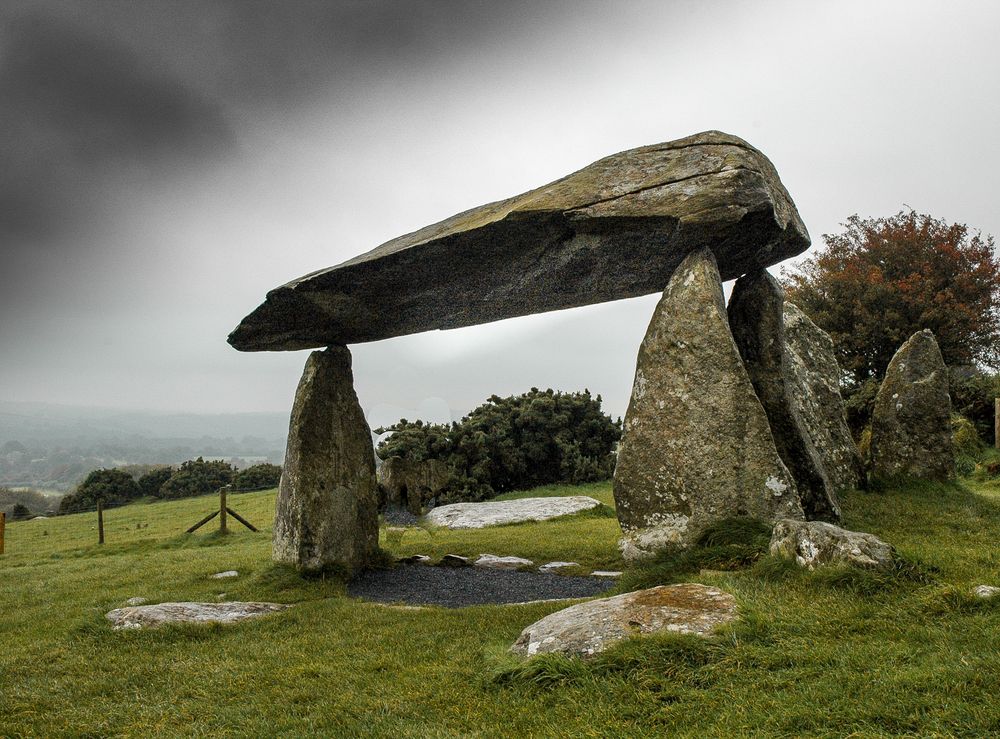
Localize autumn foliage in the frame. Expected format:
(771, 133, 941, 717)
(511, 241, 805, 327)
(784, 211, 1000, 383)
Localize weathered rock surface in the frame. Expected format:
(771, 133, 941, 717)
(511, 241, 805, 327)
(782, 303, 864, 493)
(769, 519, 894, 570)
(539, 561, 579, 572)
(229, 131, 810, 351)
(973, 585, 1000, 599)
(273, 346, 379, 573)
(869, 330, 954, 481)
(590, 571, 623, 578)
(475, 554, 535, 570)
(424, 496, 601, 529)
(728, 271, 840, 521)
(377, 456, 451, 515)
(125, 597, 148, 606)
(209, 570, 239, 579)
(438, 554, 471, 567)
(106, 602, 290, 630)
(613, 248, 803, 558)
(510, 583, 737, 657)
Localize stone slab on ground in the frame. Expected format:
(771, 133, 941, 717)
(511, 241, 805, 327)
(539, 561, 579, 572)
(229, 131, 809, 351)
(210, 570, 239, 579)
(973, 585, 1000, 599)
(348, 566, 612, 608)
(475, 554, 535, 570)
(511, 583, 737, 658)
(424, 496, 601, 529)
(106, 602, 291, 630)
(769, 519, 894, 570)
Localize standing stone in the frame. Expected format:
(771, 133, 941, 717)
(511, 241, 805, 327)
(613, 248, 803, 558)
(728, 271, 840, 521)
(782, 303, 864, 493)
(869, 330, 954, 481)
(273, 346, 379, 573)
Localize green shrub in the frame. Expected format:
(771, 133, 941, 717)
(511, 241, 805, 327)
(231, 463, 282, 491)
(58, 468, 142, 514)
(136, 466, 173, 498)
(158, 458, 234, 500)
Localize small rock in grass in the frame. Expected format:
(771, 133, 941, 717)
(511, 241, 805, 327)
(769, 519, 894, 570)
(125, 597, 148, 606)
(973, 585, 1000, 599)
(591, 570, 623, 578)
(475, 554, 534, 570)
(106, 602, 290, 630)
(539, 561, 579, 572)
(511, 583, 737, 657)
(438, 554, 471, 568)
(397, 554, 432, 565)
(210, 570, 239, 579)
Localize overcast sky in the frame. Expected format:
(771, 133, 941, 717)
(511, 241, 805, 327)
(2, 0, 998, 428)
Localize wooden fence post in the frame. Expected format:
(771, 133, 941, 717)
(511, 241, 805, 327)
(97, 501, 105, 545)
(1, 511, 5, 555)
(219, 486, 228, 534)
(995, 397, 999, 450)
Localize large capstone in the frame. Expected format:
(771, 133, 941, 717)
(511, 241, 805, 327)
(273, 346, 379, 573)
(728, 270, 840, 521)
(782, 303, 864, 494)
(229, 131, 809, 351)
(613, 248, 803, 558)
(869, 330, 954, 481)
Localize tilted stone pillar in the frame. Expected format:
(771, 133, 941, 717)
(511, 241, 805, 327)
(273, 346, 378, 573)
(613, 248, 803, 559)
(728, 270, 842, 521)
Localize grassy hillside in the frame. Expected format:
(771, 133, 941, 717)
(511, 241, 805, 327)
(2, 479, 1000, 737)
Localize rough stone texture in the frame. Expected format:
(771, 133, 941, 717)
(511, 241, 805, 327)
(590, 571, 623, 578)
(209, 570, 238, 579)
(125, 597, 147, 606)
(510, 583, 737, 657)
(273, 346, 379, 573)
(438, 554, 471, 567)
(728, 271, 841, 521)
(474, 554, 535, 570)
(424, 496, 601, 529)
(769, 519, 894, 570)
(782, 303, 864, 493)
(539, 561, 579, 572)
(613, 248, 803, 558)
(229, 131, 810, 351)
(377, 456, 451, 515)
(869, 330, 954, 481)
(106, 602, 290, 630)
(973, 585, 1000, 599)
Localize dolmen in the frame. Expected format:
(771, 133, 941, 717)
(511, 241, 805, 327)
(230, 130, 857, 572)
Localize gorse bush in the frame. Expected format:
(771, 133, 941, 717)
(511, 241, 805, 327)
(58, 468, 141, 514)
(158, 458, 234, 500)
(231, 463, 282, 491)
(377, 388, 621, 502)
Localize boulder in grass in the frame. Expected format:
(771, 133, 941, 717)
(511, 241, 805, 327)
(475, 554, 535, 570)
(973, 585, 1000, 599)
(511, 583, 737, 658)
(106, 602, 290, 630)
(769, 519, 894, 570)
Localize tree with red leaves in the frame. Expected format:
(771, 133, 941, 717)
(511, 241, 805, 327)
(783, 210, 1000, 383)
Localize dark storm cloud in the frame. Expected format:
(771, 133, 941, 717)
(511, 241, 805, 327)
(0, 0, 565, 239)
(0, 11, 235, 238)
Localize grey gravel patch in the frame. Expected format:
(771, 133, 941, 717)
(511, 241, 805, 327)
(381, 507, 423, 526)
(348, 565, 613, 608)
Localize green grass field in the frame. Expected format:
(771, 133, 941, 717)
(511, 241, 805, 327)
(2, 478, 1000, 737)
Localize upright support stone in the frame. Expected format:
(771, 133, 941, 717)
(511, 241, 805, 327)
(728, 270, 841, 521)
(869, 330, 954, 482)
(613, 248, 802, 559)
(273, 346, 378, 573)
(781, 303, 865, 494)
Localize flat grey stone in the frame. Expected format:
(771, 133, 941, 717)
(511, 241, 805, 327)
(511, 583, 737, 658)
(474, 554, 535, 570)
(106, 602, 290, 631)
(590, 571, 623, 578)
(613, 248, 802, 558)
(539, 561, 579, 572)
(396, 554, 432, 565)
(229, 131, 809, 351)
(438, 554, 471, 568)
(769, 519, 894, 570)
(125, 597, 147, 606)
(209, 570, 239, 579)
(424, 496, 601, 529)
(973, 585, 1000, 599)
